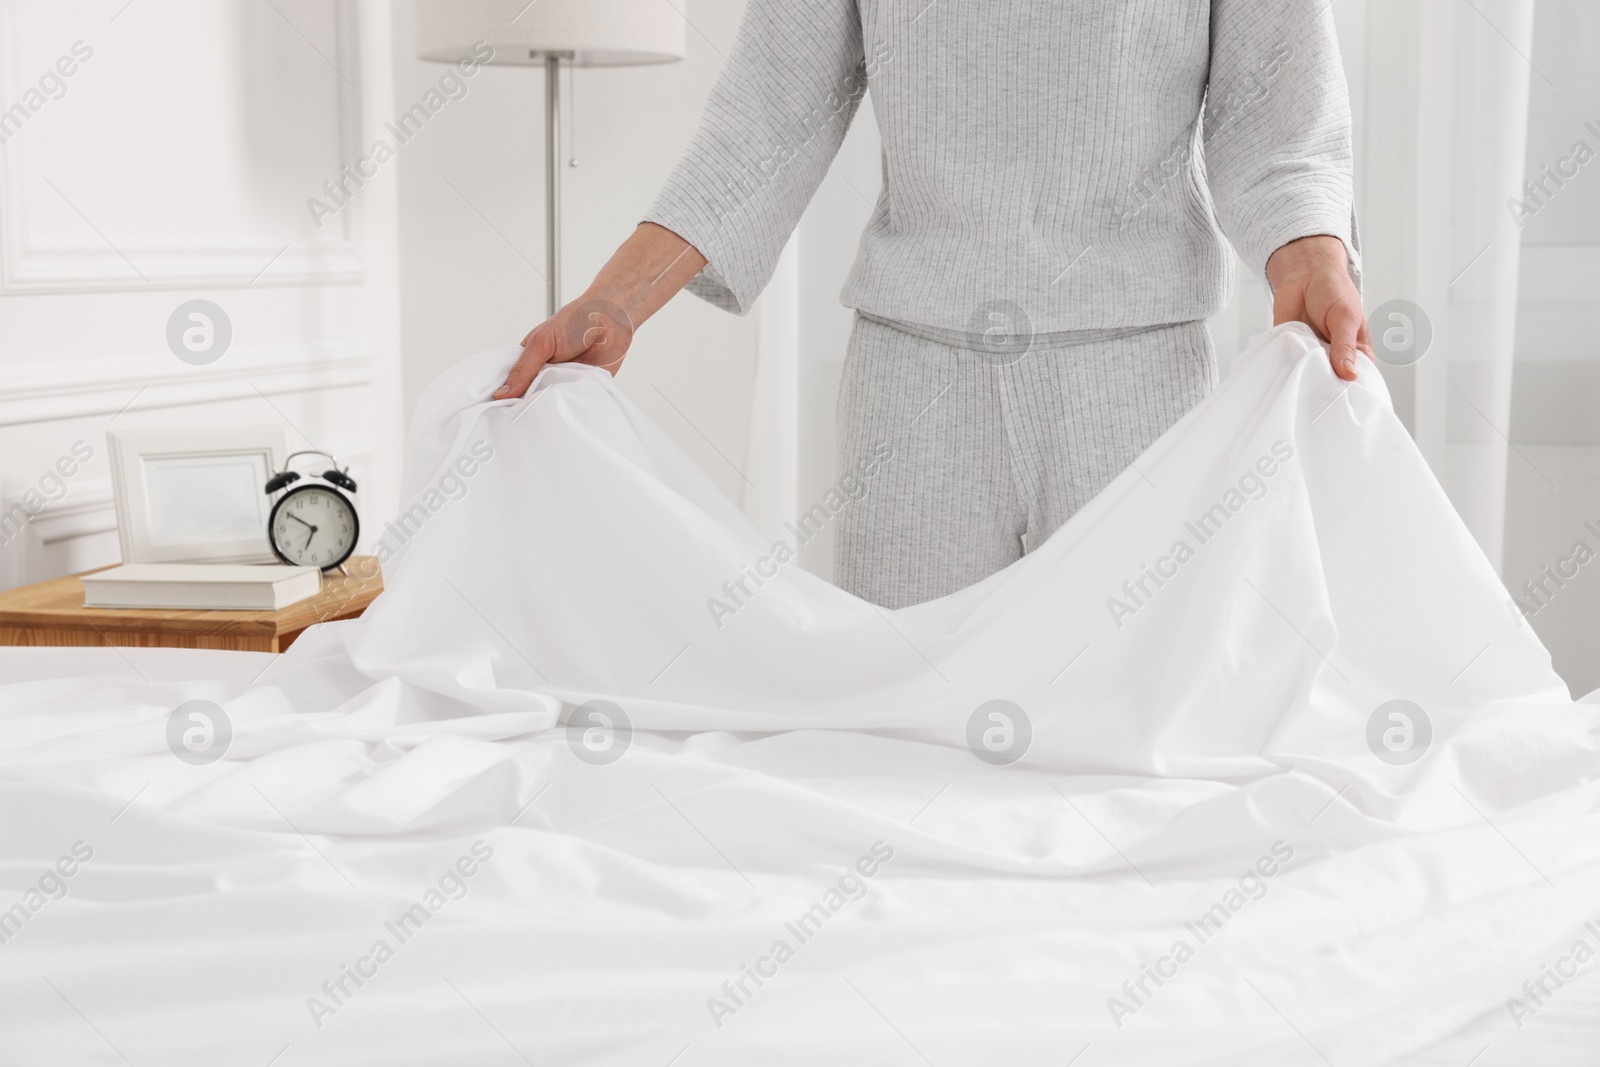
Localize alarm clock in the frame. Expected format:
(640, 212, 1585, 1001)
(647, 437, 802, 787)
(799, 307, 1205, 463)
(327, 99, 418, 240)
(263, 450, 360, 572)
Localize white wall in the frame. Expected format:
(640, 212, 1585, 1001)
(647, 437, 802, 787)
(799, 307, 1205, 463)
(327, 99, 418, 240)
(0, 0, 403, 587)
(388, 0, 763, 508)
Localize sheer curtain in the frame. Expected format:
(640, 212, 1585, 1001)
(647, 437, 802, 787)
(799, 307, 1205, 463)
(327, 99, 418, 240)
(1361, 0, 1537, 573)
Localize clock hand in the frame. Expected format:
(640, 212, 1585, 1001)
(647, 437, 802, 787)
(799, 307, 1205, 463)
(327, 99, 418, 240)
(286, 513, 315, 530)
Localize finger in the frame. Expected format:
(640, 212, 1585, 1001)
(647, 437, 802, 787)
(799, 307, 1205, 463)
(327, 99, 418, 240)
(494, 328, 556, 399)
(1326, 298, 1364, 382)
(1355, 314, 1375, 362)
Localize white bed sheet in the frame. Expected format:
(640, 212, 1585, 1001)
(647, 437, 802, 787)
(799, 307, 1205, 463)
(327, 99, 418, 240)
(1, 326, 1597, 1066)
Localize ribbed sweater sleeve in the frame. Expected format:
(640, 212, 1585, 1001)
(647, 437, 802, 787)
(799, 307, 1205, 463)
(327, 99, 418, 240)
(1203, 0, 1361, 287)
(643, 0, 867, 315)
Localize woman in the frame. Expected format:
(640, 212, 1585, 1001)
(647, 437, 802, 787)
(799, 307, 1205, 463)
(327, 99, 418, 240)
(493, 0, 1371, 608)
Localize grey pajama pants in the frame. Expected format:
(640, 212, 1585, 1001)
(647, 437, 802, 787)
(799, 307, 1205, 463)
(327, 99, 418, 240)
(832, 313, 1217, 609)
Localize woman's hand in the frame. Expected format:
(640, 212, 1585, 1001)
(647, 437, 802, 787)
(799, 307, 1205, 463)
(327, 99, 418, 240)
(494, 223, 707, 400)
(493, 295, 637, 399)
(1267, 235, 1373, 383)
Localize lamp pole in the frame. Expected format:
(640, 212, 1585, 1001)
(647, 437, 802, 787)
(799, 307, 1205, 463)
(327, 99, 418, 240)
(414, 5, 687, 316)
(542, 52, 570, 317)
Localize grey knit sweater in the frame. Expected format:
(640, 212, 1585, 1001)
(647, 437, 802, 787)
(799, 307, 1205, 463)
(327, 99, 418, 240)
(645, 0, 1359, 337)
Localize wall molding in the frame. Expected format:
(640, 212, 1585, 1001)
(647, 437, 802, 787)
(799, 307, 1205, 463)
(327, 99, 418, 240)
(0, 243, 366, 294)
(0, 476, 112, 598)
(0, 345, 376, 427)
(8, 478, 117, 548)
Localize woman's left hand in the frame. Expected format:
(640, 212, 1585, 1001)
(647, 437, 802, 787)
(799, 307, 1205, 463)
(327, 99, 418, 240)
(1267, 235, 1373, 382)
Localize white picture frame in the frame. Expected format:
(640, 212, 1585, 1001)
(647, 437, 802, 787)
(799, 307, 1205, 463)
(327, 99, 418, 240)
(106, 425, 289, 565)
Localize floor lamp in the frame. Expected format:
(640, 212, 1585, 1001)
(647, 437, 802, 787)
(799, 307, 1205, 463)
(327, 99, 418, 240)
(415, 1, 686, 317)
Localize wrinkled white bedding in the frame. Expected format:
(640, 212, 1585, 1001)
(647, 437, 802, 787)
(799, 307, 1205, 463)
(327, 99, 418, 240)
(1, 325, 1597, 1066)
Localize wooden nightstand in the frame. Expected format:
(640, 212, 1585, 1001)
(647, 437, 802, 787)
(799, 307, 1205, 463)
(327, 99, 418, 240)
(0, 557, 383, 653)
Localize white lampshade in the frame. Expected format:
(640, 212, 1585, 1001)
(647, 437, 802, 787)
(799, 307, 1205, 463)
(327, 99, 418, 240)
(415, 0, 686, 67)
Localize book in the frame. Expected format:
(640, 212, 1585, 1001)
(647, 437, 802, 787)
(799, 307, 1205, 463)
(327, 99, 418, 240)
(81, 563, 322, 611)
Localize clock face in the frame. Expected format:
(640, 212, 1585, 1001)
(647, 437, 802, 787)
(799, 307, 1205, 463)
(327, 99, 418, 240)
(269, 485, 358, 569)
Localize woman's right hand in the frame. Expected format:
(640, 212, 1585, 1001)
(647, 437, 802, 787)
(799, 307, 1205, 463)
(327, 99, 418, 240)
(493, 295, 637, 399)
(492, 223, 707, 400)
